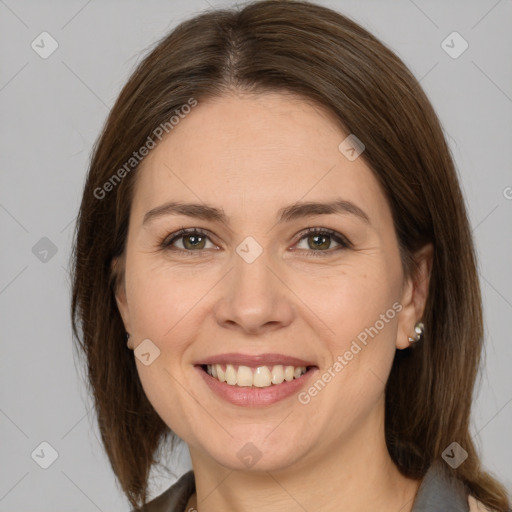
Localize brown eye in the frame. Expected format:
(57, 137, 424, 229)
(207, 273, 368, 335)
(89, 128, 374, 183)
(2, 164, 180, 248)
(182, 234, 207, 250)
(294, 228, 350, 254)
(307, 234, 331, 250)
(161, 228, 216, 253)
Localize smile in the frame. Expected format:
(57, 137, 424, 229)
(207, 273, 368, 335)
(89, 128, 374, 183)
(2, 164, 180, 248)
(203, 363, 309, 388)
(196, 364, 318, 407)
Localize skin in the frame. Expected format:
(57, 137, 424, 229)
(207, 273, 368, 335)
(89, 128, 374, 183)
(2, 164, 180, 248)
(115, 91, 433, 512)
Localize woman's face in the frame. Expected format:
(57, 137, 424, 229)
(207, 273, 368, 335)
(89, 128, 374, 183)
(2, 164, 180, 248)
(116, 92, 427, 472)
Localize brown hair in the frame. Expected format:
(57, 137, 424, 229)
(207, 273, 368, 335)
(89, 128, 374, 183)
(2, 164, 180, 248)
(70, 1, 510, 509)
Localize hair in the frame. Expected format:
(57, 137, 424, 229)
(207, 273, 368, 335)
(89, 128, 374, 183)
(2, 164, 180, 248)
(70, 0, 510, 510)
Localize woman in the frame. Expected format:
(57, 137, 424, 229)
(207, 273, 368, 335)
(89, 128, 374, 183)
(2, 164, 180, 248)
(71, 1, 511, 511)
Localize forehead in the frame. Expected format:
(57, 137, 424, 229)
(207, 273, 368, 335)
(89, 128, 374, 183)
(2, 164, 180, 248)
(131, 92, 390, 229)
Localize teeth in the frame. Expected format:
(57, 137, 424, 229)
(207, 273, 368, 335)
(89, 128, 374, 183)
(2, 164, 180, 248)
(271, 365, 284, 384)
(205, 364, 308, 387)
(225, 364, 237, 385)
(237, 365, 253, 387)
(253, 366, 272, 387)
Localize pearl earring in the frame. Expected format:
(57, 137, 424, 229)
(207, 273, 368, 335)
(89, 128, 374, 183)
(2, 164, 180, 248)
(408, 321, 424, 344)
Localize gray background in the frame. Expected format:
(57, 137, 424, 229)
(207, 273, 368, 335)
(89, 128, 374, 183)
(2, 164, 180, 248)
(1, 0, 511, 510)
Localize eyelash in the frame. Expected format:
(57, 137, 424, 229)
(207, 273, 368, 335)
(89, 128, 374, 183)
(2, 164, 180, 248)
(159, 227, 351, 257)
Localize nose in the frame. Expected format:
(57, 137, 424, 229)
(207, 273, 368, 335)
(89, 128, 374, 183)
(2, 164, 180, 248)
(213, 247, 295, 335)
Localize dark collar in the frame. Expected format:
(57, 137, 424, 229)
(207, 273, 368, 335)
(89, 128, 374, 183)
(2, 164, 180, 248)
(411, 461, 469, 512)
(140, 470, 195, 512)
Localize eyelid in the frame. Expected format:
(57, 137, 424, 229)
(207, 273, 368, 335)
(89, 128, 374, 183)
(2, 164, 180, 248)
(160, 227, 218, 251)
(292, 227, 352, 250)
(160, 226, 351, 254)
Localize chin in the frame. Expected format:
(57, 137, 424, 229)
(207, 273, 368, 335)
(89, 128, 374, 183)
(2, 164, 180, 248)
(202, 435, 309, 473)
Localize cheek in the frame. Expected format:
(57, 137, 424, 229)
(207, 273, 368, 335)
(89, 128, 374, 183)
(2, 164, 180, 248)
(134, 362, 195, 442)
(126, 262, 202, 432)
(306, 259, 401, 397)
(125, 256, 211, 339)
(303, 301, 399, 441)
(308, 261, 400, 345)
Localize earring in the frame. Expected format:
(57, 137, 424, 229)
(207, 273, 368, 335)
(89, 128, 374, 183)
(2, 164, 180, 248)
(408, 321, 424, 344)
(126, 332, 131, 348)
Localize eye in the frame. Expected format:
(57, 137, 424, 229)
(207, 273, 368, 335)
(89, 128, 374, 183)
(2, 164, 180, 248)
(160, 227, 351, 256)
(160, 228, 217, 253)
(293, 227, 351, 255)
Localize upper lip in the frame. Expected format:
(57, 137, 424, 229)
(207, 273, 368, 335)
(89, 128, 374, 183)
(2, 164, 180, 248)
(195, 353, 317, 368)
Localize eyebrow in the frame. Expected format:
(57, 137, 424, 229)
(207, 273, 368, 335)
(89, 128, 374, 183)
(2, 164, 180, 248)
(142, 198, 370, 226)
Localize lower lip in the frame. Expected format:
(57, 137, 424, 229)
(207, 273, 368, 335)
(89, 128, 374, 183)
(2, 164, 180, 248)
(195, 365, 318, 407)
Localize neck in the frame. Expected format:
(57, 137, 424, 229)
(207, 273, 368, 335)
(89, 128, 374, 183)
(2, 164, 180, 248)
(186, 401, 421, 512)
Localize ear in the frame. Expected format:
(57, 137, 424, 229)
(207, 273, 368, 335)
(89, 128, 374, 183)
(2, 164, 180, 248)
(396, 243, 434, 350)
(112, 256, 133, 348)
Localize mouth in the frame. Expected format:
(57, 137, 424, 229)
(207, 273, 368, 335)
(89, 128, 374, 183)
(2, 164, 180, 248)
(198, 363, 316, 388)
(194, 353, 319, 406)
